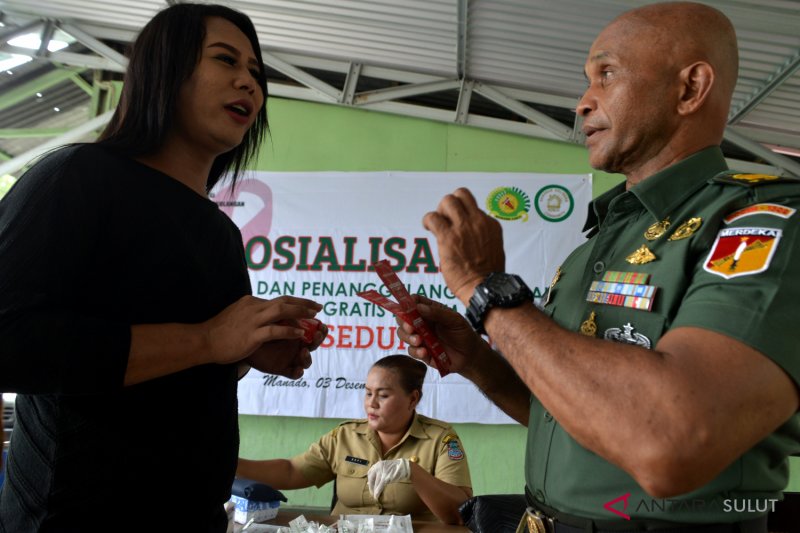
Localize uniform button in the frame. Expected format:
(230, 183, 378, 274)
(534, 490, 545, 502)
(543, 411, 553, 422)
(349, 468, 354, 474)
(593, 261, 605, 273)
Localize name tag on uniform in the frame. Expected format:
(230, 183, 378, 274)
(345, 455, 369, 466)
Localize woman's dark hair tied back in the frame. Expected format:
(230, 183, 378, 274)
(373, 354, 428, 398)
(97, 2, 268, 192)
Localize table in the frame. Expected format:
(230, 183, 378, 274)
(240, 509, 469, 532)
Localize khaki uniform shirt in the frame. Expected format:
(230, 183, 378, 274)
(291, 413, 471, 521)
(529, 147, 800, 523)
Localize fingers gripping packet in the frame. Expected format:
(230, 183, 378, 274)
(357, 260, 451, 376)
(278, 318, 320, 344)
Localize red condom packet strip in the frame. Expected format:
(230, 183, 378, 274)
(279, 318, 320, 344)
(357, 260, 451, 377)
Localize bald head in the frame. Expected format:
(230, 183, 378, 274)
(578, 2, 739, 182)
(608, 2, 738, 104)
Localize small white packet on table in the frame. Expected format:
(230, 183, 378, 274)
(339, 514, 413, 533)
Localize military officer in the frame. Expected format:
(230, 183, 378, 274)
(397, 2, 799, 532)
(237, 355, 472, 524)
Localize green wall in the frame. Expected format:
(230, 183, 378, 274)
(239, 97, 799, 508)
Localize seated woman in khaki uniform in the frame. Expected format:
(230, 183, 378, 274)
(237, 354, 472, 524)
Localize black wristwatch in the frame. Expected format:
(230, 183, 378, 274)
(465, 272, 533, 334)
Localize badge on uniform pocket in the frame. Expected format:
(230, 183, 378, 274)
(603, 322, 651, 349)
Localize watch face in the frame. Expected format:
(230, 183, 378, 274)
(486, 273, 523, 297)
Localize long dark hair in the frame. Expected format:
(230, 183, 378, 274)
(97, 3, 268, 192)
(372, 355, 428, 400)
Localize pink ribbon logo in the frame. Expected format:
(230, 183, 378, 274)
(214, 179, 273, 246)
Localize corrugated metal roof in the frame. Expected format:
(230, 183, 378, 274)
(0, 0, 798, 174)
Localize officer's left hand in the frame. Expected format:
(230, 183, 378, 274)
(367, 458, 411, 500)
(424, 188, 505, 304)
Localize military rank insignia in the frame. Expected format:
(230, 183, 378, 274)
(713, 172, 792, 187)
(703, 227, 781, 279)
(626, 244, 656, 264)
(730, 173, 780, 183)
(668, 217, 702, 241)
(442, 434, 464, 461)
(644, 218, 670, 240)
(586, 271, 657, 311)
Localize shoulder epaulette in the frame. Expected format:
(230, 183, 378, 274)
(417, 414, 451, 430)
(712, 171, 800, 187)
(337, 418, 367, 427)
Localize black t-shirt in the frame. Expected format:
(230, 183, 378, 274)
(0, 144, 251, 532)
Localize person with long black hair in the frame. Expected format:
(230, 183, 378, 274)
(0, 4, 325, 531)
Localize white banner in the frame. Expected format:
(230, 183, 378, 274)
(215, 172, 591, 424)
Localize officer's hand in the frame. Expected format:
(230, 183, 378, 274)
(424, 188, 505, 304)
(396, 296, 483, 375)
(367, 459, 411, 500)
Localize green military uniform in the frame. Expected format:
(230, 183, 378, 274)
(291, 413, 471, 521)
(532, 146, 800, 524)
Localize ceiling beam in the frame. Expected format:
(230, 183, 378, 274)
(48, 50, 125, 72)
(0, 20, 42, 44)
(728, 47, 800, 125)
(267, 51, 578, 109)
(727, 125, 800, 151)
(0, 67, 82, 113)
(261, 50, 340, 102)
(723, 127, 800, 177)
(267, 83, 560, 142)
(456, 0, 468, 79)
(67, 71, 93, 95)
(0, 127, 69, 138)
(340, 62, 361, 105)
(56, 22, 128, 69)
(0, 110, 114, 177)
(455, 78, 474, 124)
(35, 20, 55, 58)
(354, 79, 460, 105)
(0, 43, 126, 72)
(474, 82, 573, 141)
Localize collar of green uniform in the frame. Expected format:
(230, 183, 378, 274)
(583, 181, 626, 231)
(630, 146, 728, 219)
(583, 146, 727, 231)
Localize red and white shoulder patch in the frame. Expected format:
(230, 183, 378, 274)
(723, 203, 795, 224)
(703, 227, 782, 279)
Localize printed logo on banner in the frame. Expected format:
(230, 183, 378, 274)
(486, 187, 531, 222)
(212, 180, 274, 245)
(535, 185, 574, 222)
